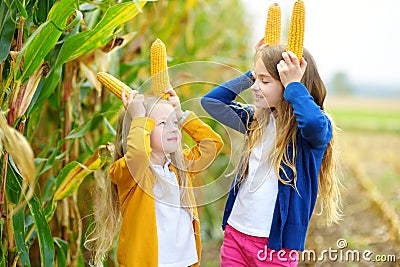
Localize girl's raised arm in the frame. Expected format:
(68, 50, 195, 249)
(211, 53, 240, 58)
(278, 51, 331, 147)
(166, 89, 223, 173)
(110, 92, 153, 188)
(201, 71, 255, 134)
(180, 112, 223, 174)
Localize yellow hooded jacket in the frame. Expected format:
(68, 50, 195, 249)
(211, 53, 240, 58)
(109, 112, 223, 267)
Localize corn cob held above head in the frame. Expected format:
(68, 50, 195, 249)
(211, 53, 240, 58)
(96, 72, 134, 100)
(286, 0, 305, 61)
(151, 39, 171, 99)
(264, 3, 281, 46)
(97, 39, 171, 101)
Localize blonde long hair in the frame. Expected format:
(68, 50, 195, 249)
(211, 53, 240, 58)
(236, 45, 342, 225)
(86, 97, 196, 266)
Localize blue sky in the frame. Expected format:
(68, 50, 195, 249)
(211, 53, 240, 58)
(242, 0, 400, 88)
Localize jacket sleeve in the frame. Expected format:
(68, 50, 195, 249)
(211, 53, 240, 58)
(124, 117, 154, 181)
(284, 82, 332, 148)
(181, 112, 224, 174)
(201, 70, 255, 134)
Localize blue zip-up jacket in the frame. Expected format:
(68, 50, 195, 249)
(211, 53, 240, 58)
(200, 71, 332, 251)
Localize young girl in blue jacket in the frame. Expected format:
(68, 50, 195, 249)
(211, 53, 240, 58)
(201, 44, 342, 266)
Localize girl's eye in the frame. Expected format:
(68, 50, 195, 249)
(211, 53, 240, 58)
(173, 121, 178, 126)
(256, 77, 269, 84)
(158, 121, 166, 126)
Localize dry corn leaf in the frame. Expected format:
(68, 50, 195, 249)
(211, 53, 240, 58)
(0, 114, 35, 184)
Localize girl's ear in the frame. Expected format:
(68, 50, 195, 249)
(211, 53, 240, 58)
(299, 57, 307, 73)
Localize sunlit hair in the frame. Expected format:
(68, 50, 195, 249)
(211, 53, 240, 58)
(236, 45, 342, 225)
(86, 97, 196, 266)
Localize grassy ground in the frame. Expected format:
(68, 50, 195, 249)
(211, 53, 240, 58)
(201, 95, 400, 266)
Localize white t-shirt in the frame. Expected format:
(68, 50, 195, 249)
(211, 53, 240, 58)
(152, 161, 198, 267)
(228, 114, 278, 237)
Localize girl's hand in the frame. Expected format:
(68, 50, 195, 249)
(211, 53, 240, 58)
(255, 37, 269, 53)
(277, 51, 307, 88)
(122, 88, 145, 119)
(165, 88, 183, 120)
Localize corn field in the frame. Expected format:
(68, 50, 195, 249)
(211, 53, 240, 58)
(0, 0, 250, 265)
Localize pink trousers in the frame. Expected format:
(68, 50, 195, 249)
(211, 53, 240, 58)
(220, 224, 298, 267)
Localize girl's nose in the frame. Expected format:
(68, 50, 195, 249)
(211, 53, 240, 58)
(251, 82, 261, 91)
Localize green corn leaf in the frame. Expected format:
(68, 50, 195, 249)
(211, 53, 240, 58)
(37, 110, 114, 177)
(15, 0, 28, 19)
(0, 0, 17, 62)
(27, 194, 55, 266)
(53, 238, 68, 267)
(5, 160, 22, 204)
(44, 200, 57, 223)
(6, 160, 54, 266)
(0, 219, 5, 267)
(104, 116, 117, 136)
(34, 1, 148, 113)
(65, 111, 116, 139)
(14, 0, 77, 82)
(34, 0, 54, 24)
(30, 66, 62, 114)
(65, 119, 92, 140)
(53, 144, 112, 201)
(53, 161, 81, 200)
(41, 176, 56, 203)
(54, 1, 148, 68)
(13, 208, 31, 266)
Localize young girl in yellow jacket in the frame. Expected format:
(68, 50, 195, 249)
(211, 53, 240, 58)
(87, 89, 223, 266)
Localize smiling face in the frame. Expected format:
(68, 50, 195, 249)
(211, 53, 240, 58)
(149, 103, 181, 156)
(252, 57, 284, 108)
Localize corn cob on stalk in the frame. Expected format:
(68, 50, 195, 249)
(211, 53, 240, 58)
(97, 72, 133, 100)
(286, 0, 305, 61)
(151, 39, 171, 99)
(264, 3, 281, 45)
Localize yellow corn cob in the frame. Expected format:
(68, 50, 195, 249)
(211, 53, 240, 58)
(151, 39, 170, 99)
(286, 0, 305, 61)
(97, 72, 133, 100)
(264, 3, 281, 45)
